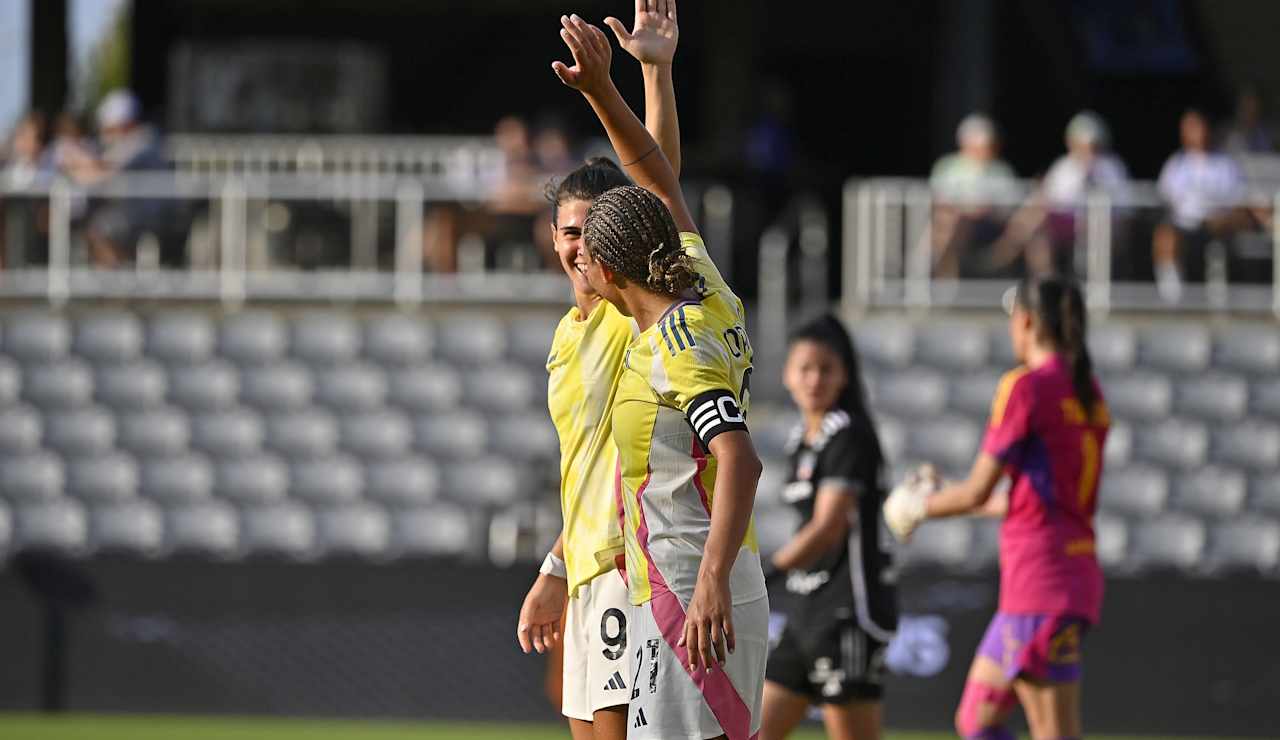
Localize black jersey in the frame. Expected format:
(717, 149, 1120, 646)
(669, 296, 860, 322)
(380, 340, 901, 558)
(780, 410, 898, 641)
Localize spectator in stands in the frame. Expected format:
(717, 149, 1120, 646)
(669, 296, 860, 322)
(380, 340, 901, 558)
(1220, 87, 1273, 155)
(61, 89, 181, 268)
(0, 112, 55, 269)
(928, 113, 1021, 280)
(990, 111, 1130, 277)
(1152, 109, 1254, 303)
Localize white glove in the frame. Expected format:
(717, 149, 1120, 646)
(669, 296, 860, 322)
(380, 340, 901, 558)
(884, 468, 935, 542)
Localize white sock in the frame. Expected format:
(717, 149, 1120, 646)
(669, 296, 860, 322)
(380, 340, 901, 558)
(1156, 262, 1182, 303)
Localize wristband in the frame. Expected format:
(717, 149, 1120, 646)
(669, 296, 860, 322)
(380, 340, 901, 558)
(539, 552, 567, 580)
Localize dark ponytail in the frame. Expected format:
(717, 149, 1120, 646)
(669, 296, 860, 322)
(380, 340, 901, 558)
(1015, 275, 1097, 416)
(545, 157, 632, 223)
(583, 185, 697, 295)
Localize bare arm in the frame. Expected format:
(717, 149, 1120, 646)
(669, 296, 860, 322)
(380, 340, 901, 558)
(770, 487, 853, 571)
(605, 0, 682, 178)
(924, 453, 1005, 518)
(553, 14, 697, 234)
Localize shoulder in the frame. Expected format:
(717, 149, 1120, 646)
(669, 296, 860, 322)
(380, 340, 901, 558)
(811, 410, 854, 451)
(991, 366, 1035, 422)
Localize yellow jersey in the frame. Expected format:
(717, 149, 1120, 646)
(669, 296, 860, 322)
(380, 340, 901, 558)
(546, 299, 636, 597)
(613, 232, 767, 607)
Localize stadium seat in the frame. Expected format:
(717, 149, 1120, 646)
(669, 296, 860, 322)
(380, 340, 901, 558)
(487, 502, 563, 566)
(488, 411, 557, 462)
(386, 364, 463, 412)
(167, 361, 241, 410)
(0, 452, 65, 502)
(4, 313, 71, 362)
(291, 313, 361, 365)
(444, 457, 525, 506)
(146, 313, 216, 363)
(987, 325, 1016, 367)
(313, 362, 388, 411)
(0, 357, 20, 405)
(949, 371, 1002, 417)
(1101, 371, 1172, 421)
(117, 407, 191, 456)
(1252, 473, 1280, 516)
(314, 502, 391, 558)
(1213, 420, 1280, 471)
(413, 410, 488, 458)
(1252, 379, 1280, 419)
(89, 499, 163, 555)
(1087, 324, 1137, 372)
(190, 408, 265, 457)
(390, 502, 474, 558)
(1103, 421, 1133, 467)
(363, 313, 433, 366)
(214, 455, 289, 504)
(851, 318, 914, 369)
(1133, 417, 1209, 468)
(914, 322, 989, 370)
(139, 454, 214, 503)
(1175, 374, 1248, 422)
(1129, 516, 1206, 571)
(95, 360, 168, 408)
(1171, 465, 1247, 518)
(13, 499, 87, 552)
(1203, 519, 1280, 575)
(897, 518, 973, 570)
(165, 499, 239, 557)
(873, 369, 948, 418)
(67, 453, 139, 502)
(876, 415, 907, 467)
(239, 501, 316, 558)
(43, 407, 116, 456)
(340, 410, 413, 459)
(22, 360, 94, 408)
(1094, 513, 1129, 570)
(74, 312, 144, 363)
(289, 456, 364, 504)
(1214, 325, 1280, 375)
(239, 361, 314, 410)
(1138, 324, 1211, 373)
(507, 315, 561, 365)
(1099, 464, 1168, 517)
(0, 405, 42, 454)
(364, 457, 441, 506)
(435, 313, 507, 365)
(264, 409, 339, 458)
(907, 416, 980, 469)
(0, 500, 11, 554)
(219, 312, 288, 365)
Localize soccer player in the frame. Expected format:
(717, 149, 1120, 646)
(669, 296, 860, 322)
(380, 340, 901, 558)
(884, 275, 1108, 740)
(554, 14, 768, 740)
(515, 4, 682, 740)
(760, 315, 898, 740)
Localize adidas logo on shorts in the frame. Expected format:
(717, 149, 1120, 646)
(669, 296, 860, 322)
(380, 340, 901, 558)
(632, 708, 648, 728)
(603, 671, 627, 691)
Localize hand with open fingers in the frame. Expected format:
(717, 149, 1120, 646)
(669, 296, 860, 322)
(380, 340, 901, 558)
(552, 14, 614, 95)
(883, 467, 937, 543)
(679, 575, 734, 674)
(516, 573, 568, 655)
(605, 0, 679, 67)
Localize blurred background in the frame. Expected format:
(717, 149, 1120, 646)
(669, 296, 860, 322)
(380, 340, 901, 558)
(1, 1, 1279, 738)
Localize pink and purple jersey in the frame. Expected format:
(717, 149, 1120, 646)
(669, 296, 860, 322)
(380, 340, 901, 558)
(981, 354, 1108, 625)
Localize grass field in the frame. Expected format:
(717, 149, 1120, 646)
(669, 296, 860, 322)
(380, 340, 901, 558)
(0, 715, 1243, 740)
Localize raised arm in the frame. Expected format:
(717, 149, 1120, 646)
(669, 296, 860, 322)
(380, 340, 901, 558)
(606, 0, 682, 178)
(553, 14, 697, 234)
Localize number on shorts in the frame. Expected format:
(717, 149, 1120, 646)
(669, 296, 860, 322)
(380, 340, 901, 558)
(600, 608, 627, 660)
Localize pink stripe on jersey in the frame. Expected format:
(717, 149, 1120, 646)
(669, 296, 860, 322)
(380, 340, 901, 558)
(690, 438, 712, 516)
(633, 468, 756, 740)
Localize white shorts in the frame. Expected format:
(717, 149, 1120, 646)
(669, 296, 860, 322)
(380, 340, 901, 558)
(562, 570, 633, 720)
(626, 593, 770, 740)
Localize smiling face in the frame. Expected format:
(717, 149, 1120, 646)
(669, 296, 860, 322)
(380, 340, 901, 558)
(553, 198, 595, 297)
(783, 339, 848, 416)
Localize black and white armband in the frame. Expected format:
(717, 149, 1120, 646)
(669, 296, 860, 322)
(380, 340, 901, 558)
(686, 389, 748, 448)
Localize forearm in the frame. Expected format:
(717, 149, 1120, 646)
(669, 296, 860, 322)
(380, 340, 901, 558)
(642, 63, 681, 179)
(925, 480, 990, 518)
(549, 531, 564, 560)
(770, 517, 848, 571)
(698, 459, 761, 584)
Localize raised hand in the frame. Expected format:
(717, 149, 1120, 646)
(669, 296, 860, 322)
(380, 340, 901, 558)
(605, 0, 679, 67)
(551, 14, 614, 96)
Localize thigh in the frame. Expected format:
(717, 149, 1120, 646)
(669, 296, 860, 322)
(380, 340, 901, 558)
(1013, 675, 1082, 740)
(759, 681, 811, 740)
(821, 699, 882, 740)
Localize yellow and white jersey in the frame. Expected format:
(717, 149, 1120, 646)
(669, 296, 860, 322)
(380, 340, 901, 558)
(614, 232, 767, 607)
(547, 300, 637, 597)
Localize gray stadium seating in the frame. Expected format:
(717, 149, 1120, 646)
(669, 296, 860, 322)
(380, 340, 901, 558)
(239, 362, 314, 410)
(74, 313, 144, 363)
(264, 409, 339, 458)
(1253, 473, 1280, 516)
(1213, 325, 1280, 375)
(117, 407, 191, 456)
(147, 313, 216, 363)
(1175, 374, 1248, 422)
(464, 364, 537, 412)
(140, 455, 214, 503)
(239, 501, 315, 558)
(214, 455, 289, 504)
(0, 357, 21, 405)
(22, 360, 94, 408)
(508, 315, 562, 365)
(95, 360, 168, 408)
(1094, 513, 1129, 570)
(413, 410, 488, 458)
(386, 364, 463, 411)
(1213, 420, 1280, 471)
(288, 456, 364, 504)
(4, 313, 71, 362)
(165, 499, 239, 557)
(1103, 371, 1172, 421)
(444, 457, 524, 506)
(1087, 324, 1137, 372)
(90, 499, 163, 555)
(1129, 516, 1206, 571)
(485, 411, 557, 462)
(897, 518, 973, 570)
(313, 362, 387, 411)
(219, 312, 288, 365)
(0, 452, 65, 502)
(1172, 466, 1248, 519)
(340, 411, 413, 459)
(907, 416, 980, 470)
(949, 371, 1002, 417)
(44, 406, 116, 456)
(67, 453, 139, 502)
(1252, 378, 1280, 419)
(364, 457, 441, 506)
(168, 361, 241, 410)
(291, 313, 361, 366)
(852, 318, 915, 369)
(987, 325, 1016, 367)
(914, 323, 989, 371)
(363, 314, 432, 366)
(875, 416, 908, 467)
(1134, 418, 1209, 468)
(390, 503, 474, 558)
(872, 369, 948, 418)
(0, 500, 11, 554)
(314, 502, 391, 558)
(1099, 464, 1169, 517)
(1138, 325, 1211, 373)
(1103, 421, 1133, 466)
(435, 314, 507, 365)
(1203, 520, 1280, 574)
(0, 405, 42, 454)
(190, 408, 265, 457)
(13, 499, 87, 552)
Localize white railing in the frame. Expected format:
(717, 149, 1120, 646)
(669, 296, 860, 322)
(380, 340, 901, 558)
(840, 177, 1280, 318)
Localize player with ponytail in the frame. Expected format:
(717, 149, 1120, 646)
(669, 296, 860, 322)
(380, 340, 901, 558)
(884, 275, 1109, 740)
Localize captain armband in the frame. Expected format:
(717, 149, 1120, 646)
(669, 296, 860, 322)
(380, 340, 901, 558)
(686, 389, 749, 448)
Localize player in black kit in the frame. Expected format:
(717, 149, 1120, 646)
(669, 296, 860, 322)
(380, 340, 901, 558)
(760, 314, 899, 740)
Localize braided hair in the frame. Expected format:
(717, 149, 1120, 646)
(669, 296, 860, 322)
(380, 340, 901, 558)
(545, 157, 632, 223)
(583, 185, 697, 295)
(1015, 275, 1097, 414)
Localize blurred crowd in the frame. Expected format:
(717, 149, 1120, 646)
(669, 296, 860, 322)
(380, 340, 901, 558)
(927, 88, 1276, 303)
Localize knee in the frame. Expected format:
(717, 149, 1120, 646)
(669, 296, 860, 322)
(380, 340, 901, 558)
(955, 680, 1016, 740)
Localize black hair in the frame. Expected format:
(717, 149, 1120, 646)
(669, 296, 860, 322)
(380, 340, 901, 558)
(788, 313, 885, 481)
(546, 157, 632, 224)
(583, 185, 697, 295)
(1014, 275, 1097, 415)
